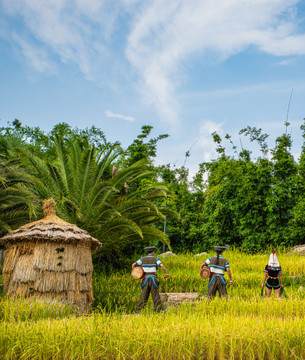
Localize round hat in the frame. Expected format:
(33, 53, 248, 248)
(214, 245, 227, 252)
(144, 246, 157, 252)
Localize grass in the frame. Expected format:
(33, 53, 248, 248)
(92, 250, 305, 312)
(2, 250, 305, 359)
(0, 296, 77, 322)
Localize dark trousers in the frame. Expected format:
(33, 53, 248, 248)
(207, 275, 228, 298)
(136, 278, 162, 310)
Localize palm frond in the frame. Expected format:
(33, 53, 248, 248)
(99, 217, 143, 239)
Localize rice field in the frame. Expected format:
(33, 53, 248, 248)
(92, 249, 305, 311)
(2, 250, 305, 359)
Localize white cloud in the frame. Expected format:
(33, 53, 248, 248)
(105, 110, 135, 122)
(1, 0, 305, 128)
(1, 0, 118, 79)
(126, 0, 305, 127)
(275, 58, 296, 66)
(12, 33, 55, 73)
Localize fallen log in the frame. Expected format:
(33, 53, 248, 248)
(159, 292, 200, 306)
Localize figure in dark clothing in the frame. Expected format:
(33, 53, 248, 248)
(261, 251, 283, 301)
(200, 245, 233, 298)
(132, 246, 169, 312)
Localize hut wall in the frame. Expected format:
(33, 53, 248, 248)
(3, 245, 19, 273)
(2, 246, 16, 292)
(33, 243, 93, 273)
(3, 243, 35, 293)
(12, 255, 36, 282)
(3, 241, 94, 312)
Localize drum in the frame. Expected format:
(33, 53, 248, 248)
(132, 267, 144, 279)
(200, 266, 211, 279)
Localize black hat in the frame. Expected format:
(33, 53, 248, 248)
(144, 246, 157, 253)
(214, 245, 227, 253)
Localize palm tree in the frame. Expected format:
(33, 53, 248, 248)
(16, 138, 174, 251)
(0, 138, 38, 236)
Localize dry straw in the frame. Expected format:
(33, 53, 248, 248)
(0, 198, 102, 312)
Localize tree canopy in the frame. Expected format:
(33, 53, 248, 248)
(1, 118, 305, 256)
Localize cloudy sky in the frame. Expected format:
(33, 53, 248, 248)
(1, 0, 305, 176)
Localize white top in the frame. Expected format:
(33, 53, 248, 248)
(268, 253, 280, 267)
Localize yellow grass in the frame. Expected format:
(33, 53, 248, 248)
(1, 250, 305, 359)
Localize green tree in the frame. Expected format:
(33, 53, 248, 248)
(198, 131, 272, 251)
(122, 125, 169, 167)
(0, 137, 38, 236)
(266, 131, 298, 245)
(287, 119, 305, 243)
(15, 138, 172, 255)
(0, 119, 113, 160)
(157, 164, 205, 252)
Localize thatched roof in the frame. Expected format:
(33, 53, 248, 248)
(0, 199, 102, 251)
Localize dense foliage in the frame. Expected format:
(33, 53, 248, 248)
(157, 122, 305, 252)
(0, 121, 173, 265)
(1, 118, 305, 256)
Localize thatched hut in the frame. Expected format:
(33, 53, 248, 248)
(0, 199, 102, 312)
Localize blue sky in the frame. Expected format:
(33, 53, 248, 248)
(1, 0, 305, 177)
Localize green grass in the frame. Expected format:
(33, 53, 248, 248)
(92, 250, 305, 312)
(2, 250, 305, 359)
(0, 296, 77, 322)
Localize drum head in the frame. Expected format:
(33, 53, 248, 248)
(200, 267, 211, 279)
(132, 267, 144, 279)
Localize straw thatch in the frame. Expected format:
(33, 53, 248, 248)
(0, 199, 102, 312)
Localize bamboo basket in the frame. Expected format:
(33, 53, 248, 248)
(132, 267, 144, 279)
(200, 267, 211, 279)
